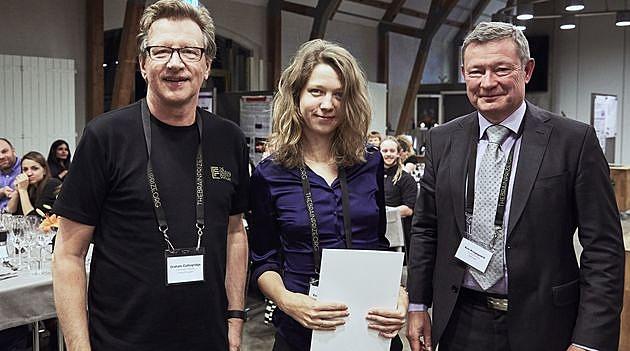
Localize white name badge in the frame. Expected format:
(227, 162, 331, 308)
(308, 284, 319, 299)
(165, 248, 205, 285)
(454, 237, 493, 273)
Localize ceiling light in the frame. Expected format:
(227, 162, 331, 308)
(565, 0, 584, 12)
(517, 3, 534, 21)
(560, 14, 576, 30)
(616, 11, 630, 27)
(514, 20, 527, 31)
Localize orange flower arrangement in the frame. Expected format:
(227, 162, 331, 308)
(38, 213, 60, 232)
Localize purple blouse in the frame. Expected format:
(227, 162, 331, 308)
(249, 147, 388, 350)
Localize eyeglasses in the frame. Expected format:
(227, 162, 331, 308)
(145, 46, 205, 63)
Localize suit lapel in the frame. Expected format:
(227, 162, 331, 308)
(507, 103, 552, 238)
(450, 113, 477, 236)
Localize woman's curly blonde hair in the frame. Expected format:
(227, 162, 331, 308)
(268, 39, 371, 168)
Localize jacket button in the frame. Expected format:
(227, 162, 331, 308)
(506, 245, 511, 250)
(451, 285, 458, 293)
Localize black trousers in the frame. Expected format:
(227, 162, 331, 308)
(439, 288, 510, 351)
(272, 332, 403, 351)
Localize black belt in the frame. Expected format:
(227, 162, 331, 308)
(460, 287, 508, 312)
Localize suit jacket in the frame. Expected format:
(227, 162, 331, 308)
(407, 102, 625, 351)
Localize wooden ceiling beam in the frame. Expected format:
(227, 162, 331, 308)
(382, 0, 406, 22)
(111, 0, 145, 109)
(310, 0, 343, 39)
(396, 0, 459, 134)
(454, 0, 492, 42)
(451, 0, 492, 81)
(86, 0, 104, 120)
(281, 1, 316, 16)
(346, 0, 463, 28)
(380, 22, 423, 38)
(268, 0, 282, 89)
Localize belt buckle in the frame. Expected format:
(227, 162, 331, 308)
(487, 296, 508, 311)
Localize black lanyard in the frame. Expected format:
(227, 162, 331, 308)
(299, 165, 352, 275)
(465, 122, 522, 232)
(141, 99, 205, 252)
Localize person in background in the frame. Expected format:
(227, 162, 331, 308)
(6, 151, 60, 216)
(380, 136, 417, 264)
(0, 138, 21, 212)
(249, 39, 408, 351)
(396, 135, 418, 174)
(47, 139, 72, 182)
(368, 130, 383, 148)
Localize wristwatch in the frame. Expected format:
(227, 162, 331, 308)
(226, 309, 247, 321)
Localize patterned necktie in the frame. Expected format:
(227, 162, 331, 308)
(469, 124, 511, 290)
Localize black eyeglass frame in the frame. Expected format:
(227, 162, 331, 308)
(145, 46, 206, 63)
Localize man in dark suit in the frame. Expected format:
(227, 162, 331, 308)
(406, 22, 624, 351)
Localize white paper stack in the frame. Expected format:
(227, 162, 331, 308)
(311, 249, 404, 351)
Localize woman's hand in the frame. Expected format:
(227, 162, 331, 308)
(58, 170, 68, 179)
(14, 173, 29, 191)
(279, 291, 349, 331)
(366, 286, 409, 338)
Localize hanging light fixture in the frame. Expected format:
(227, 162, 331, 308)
(565, 0, 585, 12)
(560, 14, 576, 30)
(616, 11, 630, 27)
(514, 19, 527, 31)
(516, 3, 534, 20)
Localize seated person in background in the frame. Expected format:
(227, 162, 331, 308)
(368, 130, 382, 148)
(6, 151, 61, 216)
(0, 138, 21, 212)
(380, 136, 417, 263)
(47, 139, 72, 182)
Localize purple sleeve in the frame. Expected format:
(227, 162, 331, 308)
(249, 166, 283, 284)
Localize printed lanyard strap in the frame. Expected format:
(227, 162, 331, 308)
(141, 99, 205, 252)
(464, 121, 523, 231)
(299, 165, 352, 274)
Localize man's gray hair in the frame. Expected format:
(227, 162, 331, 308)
(137, 0, 217, 60)
(462, 21, 530, 66)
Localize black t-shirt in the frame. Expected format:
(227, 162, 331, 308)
(383, 165, 417, 237)
(54, 101, 249, 351)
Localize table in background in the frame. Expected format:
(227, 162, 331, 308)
(0, 270, 65, 350)
(611, 166, 630, 212)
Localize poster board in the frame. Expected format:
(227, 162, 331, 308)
(240, 95, 273, 165)
(591, 93, 618, 162)
(198, 90, 215, 113)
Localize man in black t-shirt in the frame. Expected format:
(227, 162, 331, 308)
(52, 1, 249, 350)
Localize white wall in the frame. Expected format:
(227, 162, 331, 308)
(281, 11, 378, 81)
(544, 16, 629, 164)
(0, 0, 85, 149)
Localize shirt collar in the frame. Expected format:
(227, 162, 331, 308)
(477, 100, 526, 139)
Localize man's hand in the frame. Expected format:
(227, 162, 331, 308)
(0, 186, 13, 198)
(407, 311, 432, 351)
(366, 286, 409, 338)
(227, 318, 243, 351)
(567, 345, 588, 351)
